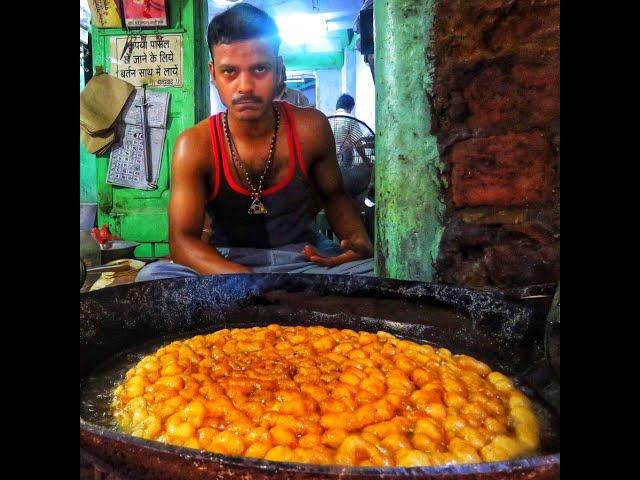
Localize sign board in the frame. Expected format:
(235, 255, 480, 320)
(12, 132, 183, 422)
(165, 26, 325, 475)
(109, 34, 183, 88)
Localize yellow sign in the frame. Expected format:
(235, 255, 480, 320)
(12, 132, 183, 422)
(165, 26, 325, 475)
(88, 0, 123, 28)
(109, 34, 183, 88)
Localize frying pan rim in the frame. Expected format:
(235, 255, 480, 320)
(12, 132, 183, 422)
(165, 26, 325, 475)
(79, 273, 531, 308)
(80, 419, 559, 475)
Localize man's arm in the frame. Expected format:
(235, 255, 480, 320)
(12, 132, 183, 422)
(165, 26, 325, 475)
(168, 126, 251, 274)
(300, 109, 373, 265)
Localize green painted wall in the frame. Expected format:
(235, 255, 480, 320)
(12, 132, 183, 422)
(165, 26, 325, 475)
(280, 29, 350, 71)
(80, 61, 97, 204)
(374, 0, 444, 280)
(80, 142, 97, 203)
(89, 0, 210, 258)
(283, 51, 344, 71)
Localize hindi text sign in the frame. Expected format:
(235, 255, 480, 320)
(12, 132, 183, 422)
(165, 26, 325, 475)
(110, 34, 183, 88)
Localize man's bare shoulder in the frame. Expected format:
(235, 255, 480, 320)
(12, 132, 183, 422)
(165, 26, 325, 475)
(177, 117, 212, 145)
(288, 105, 334, 160)
(288, 104, 328, 127)
(172, 117, 214, 173)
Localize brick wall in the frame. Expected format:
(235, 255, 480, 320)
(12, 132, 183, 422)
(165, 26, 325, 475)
(432, 0, 560, 288)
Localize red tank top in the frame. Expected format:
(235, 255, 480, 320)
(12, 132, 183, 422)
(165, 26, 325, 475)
(205, 101, 316, 248)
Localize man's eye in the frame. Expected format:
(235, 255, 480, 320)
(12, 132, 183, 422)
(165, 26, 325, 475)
(223, 69, 235, 75)
(255, 66, 268, 73)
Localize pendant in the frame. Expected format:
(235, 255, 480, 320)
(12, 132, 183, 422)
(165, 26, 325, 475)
(248, 196, 268, 215)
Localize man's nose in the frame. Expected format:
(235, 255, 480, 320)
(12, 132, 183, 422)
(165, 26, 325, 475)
(237, 72, 254, 94)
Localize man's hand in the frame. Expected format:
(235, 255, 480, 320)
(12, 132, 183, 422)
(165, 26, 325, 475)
(301, 237, 373, 267)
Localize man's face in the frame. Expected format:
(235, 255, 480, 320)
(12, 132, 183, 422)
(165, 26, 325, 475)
(209, 38, 280, 121)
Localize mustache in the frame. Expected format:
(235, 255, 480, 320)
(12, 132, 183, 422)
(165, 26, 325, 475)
(232, 95, 263, 105)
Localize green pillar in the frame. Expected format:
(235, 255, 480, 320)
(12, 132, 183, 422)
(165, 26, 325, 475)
(374, 0, 444, 281)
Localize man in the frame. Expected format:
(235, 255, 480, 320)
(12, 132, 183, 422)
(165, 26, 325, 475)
(330, 94, 371, 196)
(274, 64, 310, 107)
(331, 94, 368, 166)
(335, 93, 356, 116)
(136, 4, 373, 281)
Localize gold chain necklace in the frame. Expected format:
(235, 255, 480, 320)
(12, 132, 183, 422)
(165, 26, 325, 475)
(222, 105, 280, 215)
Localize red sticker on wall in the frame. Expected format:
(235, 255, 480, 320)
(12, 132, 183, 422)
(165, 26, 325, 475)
(123, 0, 168, 28)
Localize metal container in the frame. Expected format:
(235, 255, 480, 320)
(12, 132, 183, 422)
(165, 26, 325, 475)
(100, 240, 139, 263)
(80, 203, 98, 230)
(81, 274, 560, 479)
(80, 230, 101, 268)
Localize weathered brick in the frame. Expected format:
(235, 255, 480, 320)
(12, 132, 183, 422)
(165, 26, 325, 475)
(488, 1, 560, 52)
(449, 132, 553, 207)
(483, 243, 559, 286)
(463, 52, 559, 130)
(438, 256, 489, 288)
(433, 50, 560, 136)
(433, 0, 560, 289)
(433, 0, 560, 63)
(435, 210, 560, 287)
